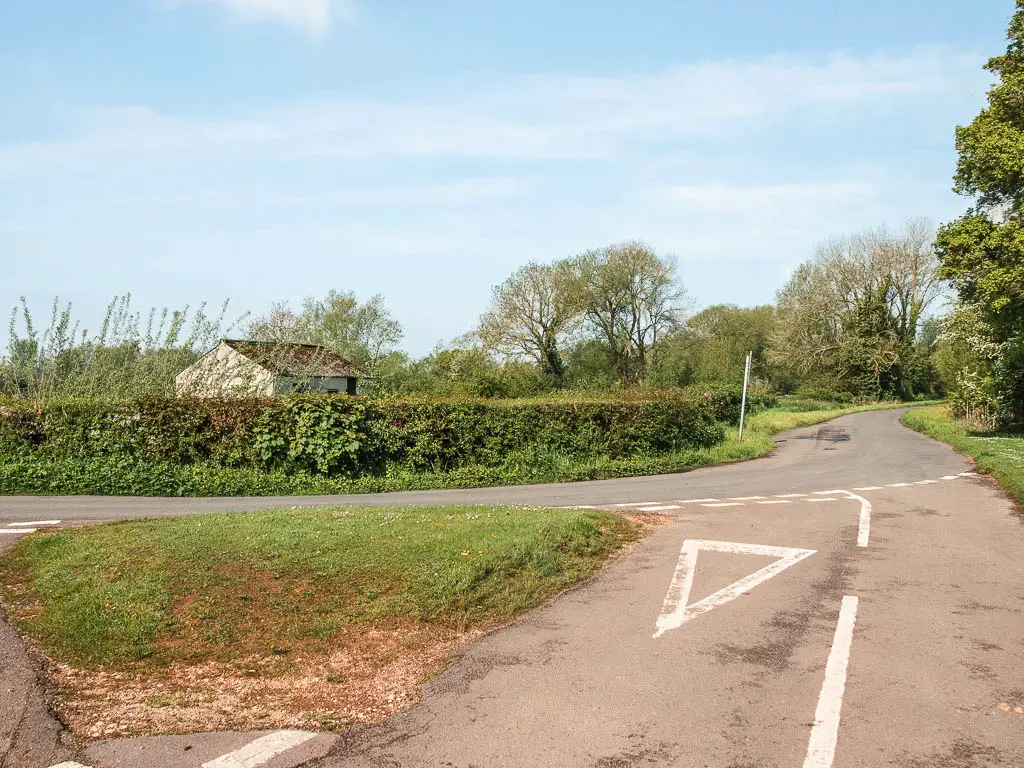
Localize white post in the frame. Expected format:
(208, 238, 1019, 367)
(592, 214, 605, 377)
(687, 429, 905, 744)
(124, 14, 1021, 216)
(738, 351, 752, 443)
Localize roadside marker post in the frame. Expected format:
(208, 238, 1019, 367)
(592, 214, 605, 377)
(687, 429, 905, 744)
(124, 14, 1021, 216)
(737, 351, 752, 443)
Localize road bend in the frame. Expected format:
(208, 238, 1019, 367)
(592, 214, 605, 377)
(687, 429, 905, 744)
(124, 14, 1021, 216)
(0, 408, 1021, 767)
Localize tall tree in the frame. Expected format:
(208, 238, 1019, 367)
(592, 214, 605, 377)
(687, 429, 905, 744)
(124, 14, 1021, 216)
(769, 221, 941, 398)
(567, 242, 688, 382)
(935, 0, 1024, 424)
(248, 291, 403, 371)
(478, 262, 578, 380)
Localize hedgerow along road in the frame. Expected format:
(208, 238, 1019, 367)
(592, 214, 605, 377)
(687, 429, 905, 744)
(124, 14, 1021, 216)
(2, 407, 1022, 768)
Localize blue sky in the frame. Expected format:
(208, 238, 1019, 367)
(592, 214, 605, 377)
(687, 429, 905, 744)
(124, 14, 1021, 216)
(0, 0, 1014, 354)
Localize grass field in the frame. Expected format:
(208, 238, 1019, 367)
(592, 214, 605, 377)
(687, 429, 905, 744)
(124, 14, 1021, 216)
(902, 406, 1024, 510)
(0, 505, 642, 736)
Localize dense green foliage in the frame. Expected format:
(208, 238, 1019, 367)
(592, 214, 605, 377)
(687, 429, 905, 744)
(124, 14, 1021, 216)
(0, 505, 638, 666)
(935, 1, 1024, 427)
(0, 393, 725, 495)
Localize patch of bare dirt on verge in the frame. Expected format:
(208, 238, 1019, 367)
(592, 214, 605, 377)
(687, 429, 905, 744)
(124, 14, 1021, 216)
(49, 621, 478, 740)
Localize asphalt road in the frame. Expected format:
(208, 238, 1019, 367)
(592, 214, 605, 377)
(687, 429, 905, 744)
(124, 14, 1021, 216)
(2, 408, 1022, 768)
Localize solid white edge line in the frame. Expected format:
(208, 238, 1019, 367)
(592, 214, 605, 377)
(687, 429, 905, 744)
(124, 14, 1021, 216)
(887, 483, 910, 487)
(10, 520, 61, 527)
(804, 498, 838, 503)
(613, 502, 661, 507)
(728, 496, 766, 501)
(202, 730, 318, 768)
(851, 486, 882, 491)
(0, 528, 36, 534)
(802, 595, 860, 768)
(813, 490, 848, 495)
(843, 492, 872, 548)
(48, 763, 93, 768)
(774, 493, 808, 498)
(639, 505, 681, 512)
(940, 475, 960, 480)
(915, 480, 938, 485)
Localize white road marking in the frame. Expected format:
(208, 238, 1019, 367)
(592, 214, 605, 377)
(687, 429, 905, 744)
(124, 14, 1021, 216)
(0, 528, 36, 534)
(887, 482, 911, 487)
(804, 498, 838, 503)
(958, 472, 975, 477)
(802, 595, 860, 768)
(9, 520, 60, 527)
(774, 493, 808, 498)
(676, 498, 720, 504)
(202, 730, 318, 768)
(653, 540, 816, 638)
(702, 502, 743, 508)
(843, 492, 872, 548)
(852, 486, 882, 491)
(813, 490, 848, 495)
(915, 480, 938, 485)
(613, 502, 662, 507)
(940, 475, 960, 480)
(638, 505, 680, 512)
(48, 763, 93, 768)
(728, 495, 766, 501)
(756, 500, 793, 505)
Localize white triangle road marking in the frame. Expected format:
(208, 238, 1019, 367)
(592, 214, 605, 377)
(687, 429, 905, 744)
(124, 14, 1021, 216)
(653, 540, 816, 638)
(202, 730, 317, 768)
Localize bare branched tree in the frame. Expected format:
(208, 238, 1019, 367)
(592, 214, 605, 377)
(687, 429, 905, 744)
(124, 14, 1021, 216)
(567, 242, 688, 382)
(478, 262, 579, 379)
(769, 219, 943, 396)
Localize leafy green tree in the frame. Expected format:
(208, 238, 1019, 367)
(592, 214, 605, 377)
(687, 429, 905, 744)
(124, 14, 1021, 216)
(248, 291, 403, 373)
(935, 1, 1024, 424)
(650, 304, 776, 387)
(566, 242, 688, 383)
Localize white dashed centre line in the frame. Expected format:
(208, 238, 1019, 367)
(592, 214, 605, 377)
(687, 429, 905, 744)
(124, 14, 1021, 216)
(676, 498, 720, 504)
(639, 505, 681, 512)
(804, 498, 838, 503)
(852, 486, 883, 491)
(915, 480, 938, 485)
(202, 730, 318, 768)
(756, 500, 793, 505)
(702, 502, 743, 508)
(728, 496, 767, 501)
(802, 596, 860, 768)
(0, 528, 36, 534)
(774, 493, 808, 498)
(887, 483, 911, 487)
(10, 520, 60, 527)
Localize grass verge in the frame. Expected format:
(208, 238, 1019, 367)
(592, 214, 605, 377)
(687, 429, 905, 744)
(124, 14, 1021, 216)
(0, 505, 642, 737)
(0, 401, 943, 497)
(901, 406, 1024, 510)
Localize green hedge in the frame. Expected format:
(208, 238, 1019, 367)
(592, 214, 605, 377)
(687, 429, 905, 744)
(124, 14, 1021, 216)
(684, 384, 777, 425)
(0, 394, 725, 486)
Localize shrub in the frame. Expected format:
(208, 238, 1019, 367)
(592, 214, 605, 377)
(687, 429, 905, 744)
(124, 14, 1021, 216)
(0, 393, 725, 486)
(685, 383, 777, 425)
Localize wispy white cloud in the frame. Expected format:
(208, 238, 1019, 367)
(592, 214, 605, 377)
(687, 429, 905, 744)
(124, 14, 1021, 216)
(0, 45, 986, 173)
(0, 46, 988, 350)
(170, 0, 346, 36)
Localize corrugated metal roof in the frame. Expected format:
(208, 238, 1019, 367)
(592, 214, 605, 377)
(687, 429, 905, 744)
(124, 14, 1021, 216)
(223, 340, 368, 378)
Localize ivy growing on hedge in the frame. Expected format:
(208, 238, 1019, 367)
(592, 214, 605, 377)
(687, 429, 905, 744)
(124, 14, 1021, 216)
(0, 393, 726, 484)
